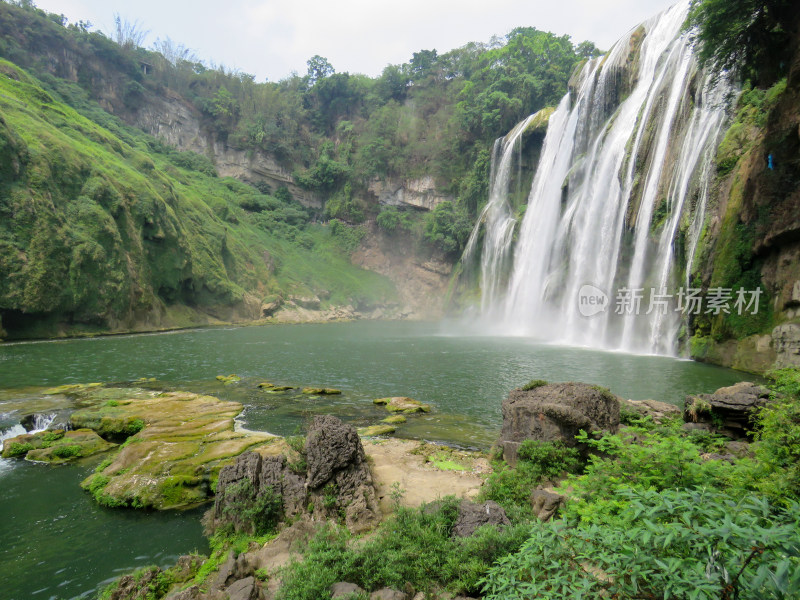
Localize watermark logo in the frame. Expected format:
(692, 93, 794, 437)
(578, 284, 609, 317)
(577, 285, 763, 317)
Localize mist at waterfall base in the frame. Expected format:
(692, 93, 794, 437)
(461, 0, 733, 357)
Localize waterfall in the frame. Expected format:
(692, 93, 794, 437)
(0, 413, 56, 453)
(462, 113, 539, 315)
(467, 0, 732, 355)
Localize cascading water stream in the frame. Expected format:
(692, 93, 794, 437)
(0, 412, 56, 453)
(465, 0, 733, 355)
(462, 114, 539, 315)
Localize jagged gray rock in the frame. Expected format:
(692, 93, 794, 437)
(618, 398, 681, 423)
(213, 416, 380, 535)
(370, 589, 407, 600)
(531, 489, 566, 521)
(499, 382, 620, 464)
(226, 576, 260, 600)
(306, 414, 363, 488)
(684, 381, 772, 438)
(331, 582, 366, 598)
(451, 500, 510, 538)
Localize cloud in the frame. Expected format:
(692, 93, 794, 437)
(33, 0, 676, 81)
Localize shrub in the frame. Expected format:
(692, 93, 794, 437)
(42, 430, 65, 443)
(52, 444, 81, 459)
(481, 488, 800, 600)
(560, 429, 732, 524)
(481, 441, 582, 513)
(124, 418, 145, 436)
(220, 479, 282, 535)
(423, 201, 472, 256)
(748, 370, 800, 505)
(376, 206, 411, 233)
(6, 442, 34, 457)
(277, 497, 530, 599)
(520, 379, 547, 391)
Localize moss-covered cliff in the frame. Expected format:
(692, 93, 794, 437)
(0, 59, 396, 339)
(688, 46, 800, 372)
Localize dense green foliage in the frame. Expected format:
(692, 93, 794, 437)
(480, 369, 800, 599)
(0, 0, 597, 262)
(481, 440, 582, 514)
(686, 0, 795, 86)
(482, 489, 800, 599)
(0, 57, 395, 337)
(219, 479, 282, 536)
(276, 497, 531, 599)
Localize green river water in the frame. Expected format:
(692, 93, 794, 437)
(0, 321, 752, 599)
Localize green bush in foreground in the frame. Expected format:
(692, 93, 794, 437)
(481, 488, 800, 600)
(276, 497, 530, 599)
(481, 440, 582, 513)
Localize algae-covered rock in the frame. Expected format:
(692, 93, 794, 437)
(28, 429, 116, 463)
(69, 406, 145, 442)
(375, 397, 431, 413)
(257, 382, 274, 389)
(269, 385, 294, 392)
(381, 415, 406, 424)
(1, 428, 115, 462)
(358, 424, 396, 437)
(79, 388, 275, 509)
(216, 374, 241, 385)
(302, 387, 342, 395)
(42, 382, 103, 395)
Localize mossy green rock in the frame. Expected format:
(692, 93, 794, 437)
(375, 397, 431, 413)
(357, 424, 396, 437)
(216, 374, 241, 385)
(257, 382, 274, 389)
(42, 383, 103, 395)
(381, 415, 407, 424)
(78, 388, 275, 509)
(1, 428, 115, 462)
(302, 387, 342, 395)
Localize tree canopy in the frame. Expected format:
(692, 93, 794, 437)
(686, 0, 796, 86)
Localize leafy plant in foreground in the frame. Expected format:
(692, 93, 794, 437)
(482, 488, 800, 600)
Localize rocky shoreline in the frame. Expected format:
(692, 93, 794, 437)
(2, 372, 797, 600)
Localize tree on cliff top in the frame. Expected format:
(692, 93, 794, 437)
(686, 0, 797, 86)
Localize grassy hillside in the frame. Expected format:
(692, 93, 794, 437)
(0, 59, 396, 339)
(0, 0, 597, 257)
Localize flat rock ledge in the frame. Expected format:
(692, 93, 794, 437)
(76, 387, 275, 509)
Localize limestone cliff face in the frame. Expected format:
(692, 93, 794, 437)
(131, 92, 321, 208)
(367, 176, 453, 211)
(690, 43, 800, 372)
(352, 223, 452, 319)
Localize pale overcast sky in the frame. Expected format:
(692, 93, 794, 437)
(34, 0, 677, 82)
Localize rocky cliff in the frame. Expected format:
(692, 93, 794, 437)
(689, 39, 800, 372)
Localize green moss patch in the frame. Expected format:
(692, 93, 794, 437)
(76, 387, 275, 509)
